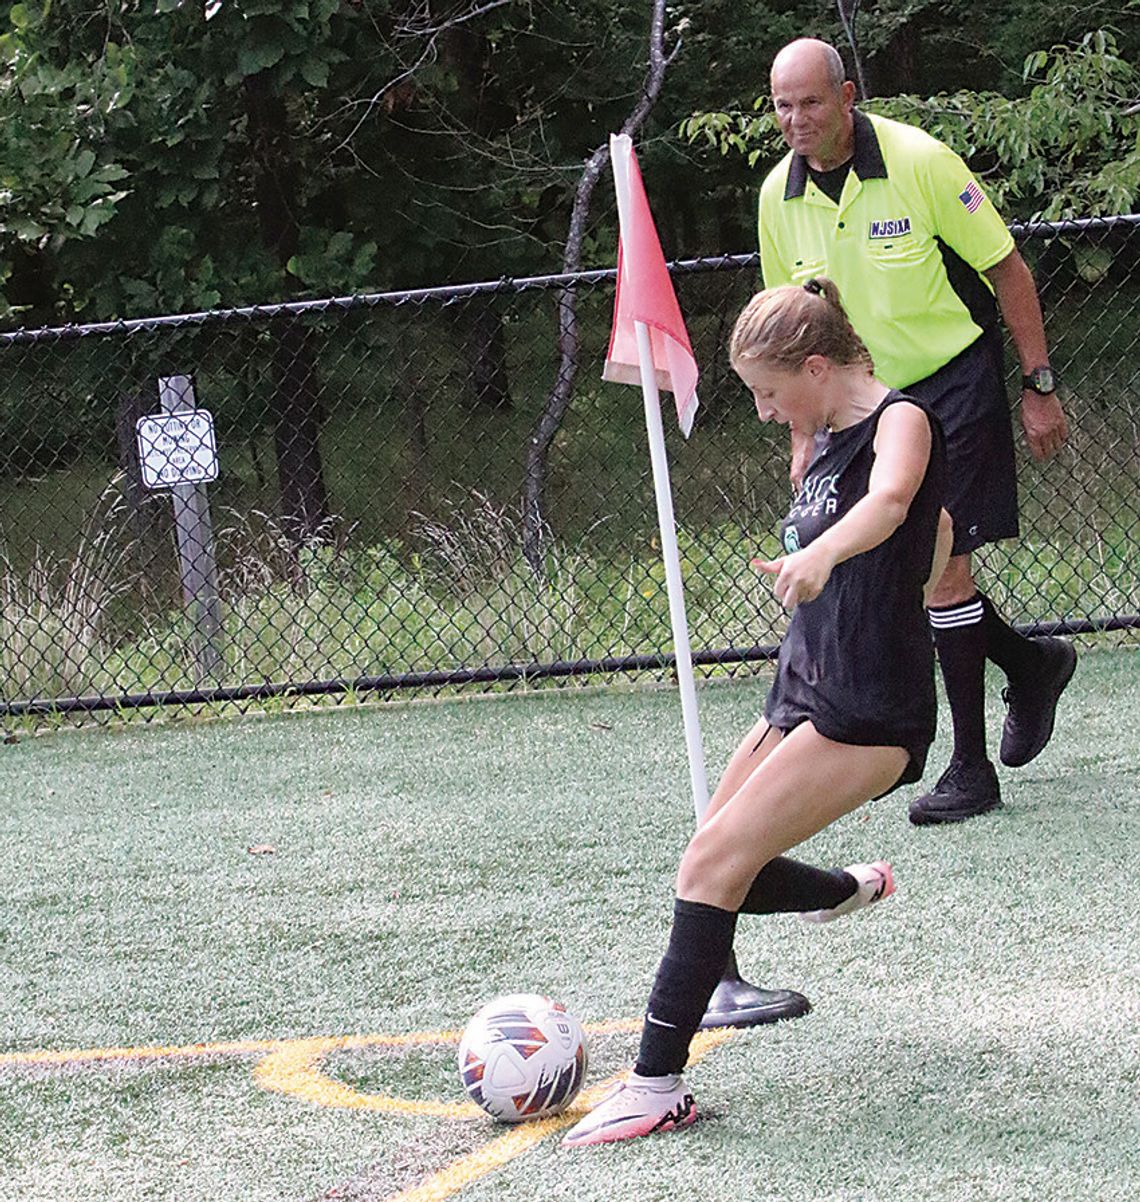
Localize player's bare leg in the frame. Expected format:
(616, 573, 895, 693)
(697, 719, 809, 1029)
(564, 725, 905, 1148)
(676, 723, 906, 911)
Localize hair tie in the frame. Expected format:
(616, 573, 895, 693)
(803, 279, 824, 296)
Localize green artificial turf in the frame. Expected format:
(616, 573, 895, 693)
(0, 648, 1137, 1201)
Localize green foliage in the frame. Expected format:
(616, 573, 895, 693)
(873, 31, 1140, 219)
(0, 2, 1137, 324)
(0, 4, 382, 314)
(682, 30, 1140, 221)
(678, 105, 781, 171)
(0, 9, 134, 317)
(0, 0, 670, 322)
(286, 230, 378, 293)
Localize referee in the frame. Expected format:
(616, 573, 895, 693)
(758, 38, 1077, 824)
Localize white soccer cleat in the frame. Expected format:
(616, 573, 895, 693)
(799, 861, 895, 924)
(561, 1074, 697, 1148)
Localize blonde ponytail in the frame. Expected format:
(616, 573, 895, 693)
(729, 277, 873, 372)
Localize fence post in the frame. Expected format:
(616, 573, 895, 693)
(158, 375, 224, 685)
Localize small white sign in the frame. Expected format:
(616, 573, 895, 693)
(136, 410, 219, 489)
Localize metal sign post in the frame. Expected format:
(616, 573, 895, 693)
(141, 376, 224, 685)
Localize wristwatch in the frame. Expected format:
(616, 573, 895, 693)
(1021, 365, 1056, 395)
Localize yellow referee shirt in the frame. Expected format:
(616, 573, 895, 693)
(758, 110, 1014, 389)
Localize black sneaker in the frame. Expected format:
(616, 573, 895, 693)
(908, 758, 1001, 825)
(999, 638, 1077, 768)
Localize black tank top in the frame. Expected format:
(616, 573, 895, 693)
(765, 393, 947, 754)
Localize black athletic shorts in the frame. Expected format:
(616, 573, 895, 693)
(904, 326, 1019, 556)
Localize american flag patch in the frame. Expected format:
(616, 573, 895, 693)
(958, 181, 985, 213)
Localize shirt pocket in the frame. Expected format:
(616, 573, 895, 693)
(864, 237, 940, 320)
(865, 237, 927, 268)
(787, 257, 827, 285)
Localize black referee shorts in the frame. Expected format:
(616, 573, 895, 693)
(905, 326, 1019, 556)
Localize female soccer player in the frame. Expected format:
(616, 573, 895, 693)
(563, 277, 952, 1147)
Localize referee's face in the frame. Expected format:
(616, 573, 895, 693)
(770, 57, 855, 171)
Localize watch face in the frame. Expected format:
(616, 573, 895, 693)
(1027, 367, 1055, 393)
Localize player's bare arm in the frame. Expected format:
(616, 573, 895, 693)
(758, 403, 932, 610)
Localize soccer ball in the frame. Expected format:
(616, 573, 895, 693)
(457, 993, 588, 1122)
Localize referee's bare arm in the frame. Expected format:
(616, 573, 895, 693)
(984, 248, 1069, 461)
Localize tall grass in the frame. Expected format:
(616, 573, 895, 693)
(0, 482, 140, 700)
(1, 483, 1136, 717)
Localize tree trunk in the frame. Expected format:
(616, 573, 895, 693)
(521, 0, 676, 571)
(435, 5, 513, 412)
(115, 388, 169, 608)
(467, 301, 511, 410)
(271, 323, 329, 543)
(244, 74, 330, 541)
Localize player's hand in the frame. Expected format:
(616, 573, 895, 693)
(1021, 391, 1069, 461)
(752, 548, 833, 611)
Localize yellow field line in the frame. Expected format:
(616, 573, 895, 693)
(253, 1038, 480, 1118)
(3, 1018, 737, 1202)
(0, 1028, 464, 1068)
(0, 1019, 644, 1070)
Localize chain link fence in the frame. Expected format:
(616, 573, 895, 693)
(1, 215, 1137, 726)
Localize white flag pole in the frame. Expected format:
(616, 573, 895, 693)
(634, 322, 710, 818)
(610, 135, 710, 819)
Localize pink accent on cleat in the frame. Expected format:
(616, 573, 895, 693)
(561, 1077, 697, 1148)
(800, 860, 895, 924)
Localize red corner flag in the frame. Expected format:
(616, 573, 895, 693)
(603, 134, 699, 437)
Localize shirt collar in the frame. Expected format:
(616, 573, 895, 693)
(783, 109, 888, 200)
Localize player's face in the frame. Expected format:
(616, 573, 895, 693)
(770, 62, 855, 170)
(736, 359, 822, 433)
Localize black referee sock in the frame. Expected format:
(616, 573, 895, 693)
(738, 855, 856, 915)
(634, 899, 737, 1078)
(928, 595, 989, 766)
(978, 591, 1043, 681)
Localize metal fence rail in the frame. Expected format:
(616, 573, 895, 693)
(1, 215, 1137, 723)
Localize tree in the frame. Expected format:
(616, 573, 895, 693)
(0, 1, 525, 535)
(680, 29, 1140, 222)
(3, 3, 1134, 546)
(520, 0, 682, 570)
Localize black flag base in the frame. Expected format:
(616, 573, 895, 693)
(698, 951, 811, 1030)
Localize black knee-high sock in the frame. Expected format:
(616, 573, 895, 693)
(978, 591, 1043, 681)
(738, 856, 856, 914)
(928, 595, 988, 766)
(634, 899, 737, 1078)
